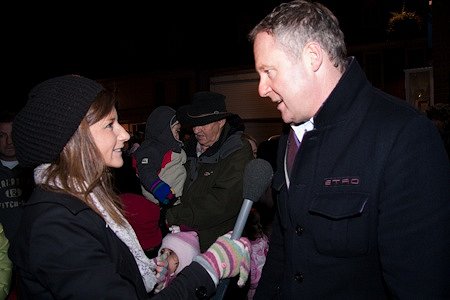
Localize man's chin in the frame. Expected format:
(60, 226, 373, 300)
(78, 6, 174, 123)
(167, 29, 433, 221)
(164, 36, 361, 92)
(281, 115, 291, 124)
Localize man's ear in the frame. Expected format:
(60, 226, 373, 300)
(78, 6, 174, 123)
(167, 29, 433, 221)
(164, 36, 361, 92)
(303, 42, 323, 72)
(218, 118, 226, 129)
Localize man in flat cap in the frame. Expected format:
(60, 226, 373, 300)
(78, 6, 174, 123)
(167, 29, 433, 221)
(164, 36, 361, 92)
(166, 91, 254, 252)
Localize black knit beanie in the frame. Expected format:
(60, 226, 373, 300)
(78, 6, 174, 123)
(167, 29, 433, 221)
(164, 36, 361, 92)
(12, 75, 104, 168)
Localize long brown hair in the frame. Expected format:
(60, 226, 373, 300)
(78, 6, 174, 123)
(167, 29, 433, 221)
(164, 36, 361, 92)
(40, 90, 125, 224)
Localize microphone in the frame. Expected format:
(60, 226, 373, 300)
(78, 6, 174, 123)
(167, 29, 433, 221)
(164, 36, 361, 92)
(231, 158, 274, 239)
(213, 158, 273, 300)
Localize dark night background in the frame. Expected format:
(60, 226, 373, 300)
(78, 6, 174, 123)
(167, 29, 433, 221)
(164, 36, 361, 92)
(4, 0, 432, 111)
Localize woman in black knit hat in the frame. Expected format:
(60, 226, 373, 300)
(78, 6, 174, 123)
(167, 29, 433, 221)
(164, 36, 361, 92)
(9, 75, 251, 299)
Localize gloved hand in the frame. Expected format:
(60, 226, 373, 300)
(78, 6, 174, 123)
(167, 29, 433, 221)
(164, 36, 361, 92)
(194, 232, 251, 287)
(150, 178, 175, 205)
(153, 252, 169, 284)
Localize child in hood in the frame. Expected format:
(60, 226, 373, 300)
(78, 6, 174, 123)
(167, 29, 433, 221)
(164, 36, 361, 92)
(152, 229, 200, 293)
(134, 106, 187, 206)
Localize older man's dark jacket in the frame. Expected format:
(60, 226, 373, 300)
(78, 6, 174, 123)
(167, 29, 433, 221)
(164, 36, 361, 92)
(166, 116, 254, 251)
(255, 58, 450, 299)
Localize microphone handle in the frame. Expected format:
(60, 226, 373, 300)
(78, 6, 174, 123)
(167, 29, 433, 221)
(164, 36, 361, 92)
(213, 198, 254, 300)
(231, 198, 253, 240)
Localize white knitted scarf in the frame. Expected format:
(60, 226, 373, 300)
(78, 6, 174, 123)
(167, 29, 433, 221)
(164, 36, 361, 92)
(34, 164, 157, 292)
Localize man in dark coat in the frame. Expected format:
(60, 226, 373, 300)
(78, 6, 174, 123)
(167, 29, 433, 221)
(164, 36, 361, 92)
(0, 110, 34, 241)
(249, 1, 450, 299)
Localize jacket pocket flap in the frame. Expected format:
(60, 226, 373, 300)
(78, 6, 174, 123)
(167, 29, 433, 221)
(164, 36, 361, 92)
(309, 193, 368, 220)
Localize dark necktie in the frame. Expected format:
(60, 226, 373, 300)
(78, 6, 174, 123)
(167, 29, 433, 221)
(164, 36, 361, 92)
(286, 129, 300, 176)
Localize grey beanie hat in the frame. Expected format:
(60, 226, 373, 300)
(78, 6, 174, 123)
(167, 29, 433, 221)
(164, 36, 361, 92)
(12, 75, 104, 168)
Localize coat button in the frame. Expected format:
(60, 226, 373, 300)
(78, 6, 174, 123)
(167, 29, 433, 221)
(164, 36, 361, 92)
(294, 273, 304, 283)
(295, 225, 304, 235)
(195, 286, 208, 299)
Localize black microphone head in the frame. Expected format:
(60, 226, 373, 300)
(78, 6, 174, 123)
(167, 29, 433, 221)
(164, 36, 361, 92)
(243, 158, 273, 202)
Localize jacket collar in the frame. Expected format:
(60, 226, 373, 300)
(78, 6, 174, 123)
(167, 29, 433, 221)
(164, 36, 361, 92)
(26, 186, 90, 215)
(314, 57, 370, 129)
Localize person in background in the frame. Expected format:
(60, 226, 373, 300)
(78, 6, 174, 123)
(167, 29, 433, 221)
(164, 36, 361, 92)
(254, 135, 282, 238)
(152, 229, 200, 294)
(243, 208, 269, 300)
(167, 91, 254, 252)
(134, 106, 186, 207)
(120, 193, 162, 259)
(249, 1, 450, 298)
(9, 75, 251, 299)
(426, 103, 450, 159)
(134, 106, 187, 237)
(0, 223, 12, 300)
(247, 133, 284, 240)
(0, 111, 34, 241)
(242, 133, 258, 158)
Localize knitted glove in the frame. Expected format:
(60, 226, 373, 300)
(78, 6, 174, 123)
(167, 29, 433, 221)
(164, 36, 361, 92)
(152, 253, 170, 294)
(194, 232, 251, 287)
(153, 252, 169, 284)
(150, 178, 175, 205)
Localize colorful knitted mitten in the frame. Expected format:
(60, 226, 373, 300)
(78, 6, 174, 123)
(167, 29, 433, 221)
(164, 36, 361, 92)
(194, 232, 251, 287)
(154, 252, 169, 283)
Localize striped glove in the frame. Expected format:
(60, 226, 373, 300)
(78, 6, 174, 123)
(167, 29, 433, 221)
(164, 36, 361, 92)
(194, 232, 251, 287)
(153, 252, 169, 282)
(152, 252, 170, 293)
